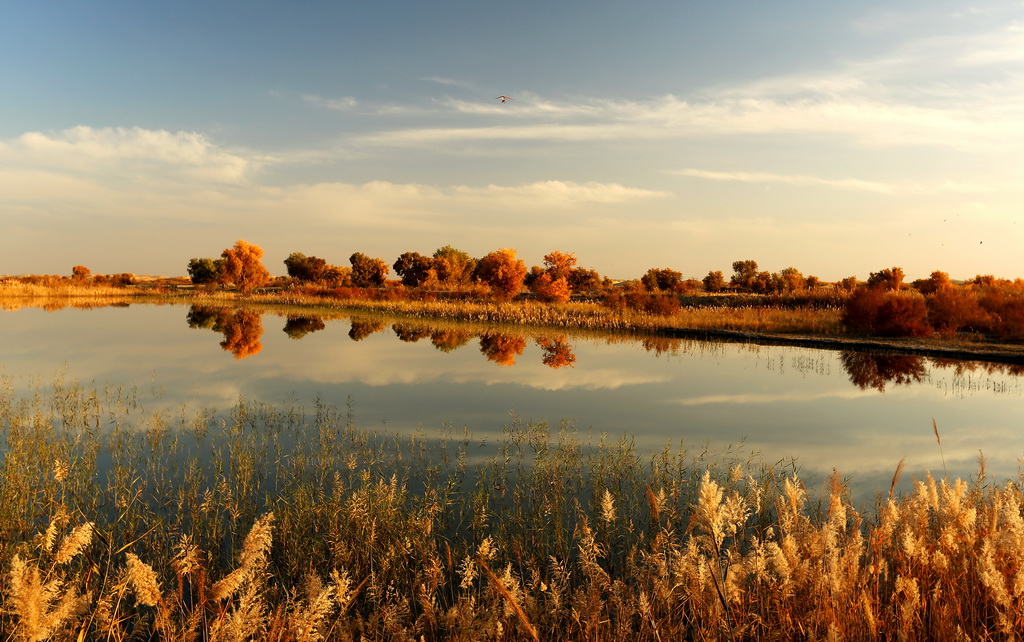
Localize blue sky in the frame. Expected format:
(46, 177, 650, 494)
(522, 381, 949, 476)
(2, 0, 1022, 281)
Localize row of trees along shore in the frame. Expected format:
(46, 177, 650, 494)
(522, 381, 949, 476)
(189, 241, 1024, 341)
(11, 240, 1024, 340)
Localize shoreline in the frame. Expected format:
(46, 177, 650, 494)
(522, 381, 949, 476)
(661, 327, 1024, 365)
(4, 285, 1024, 365)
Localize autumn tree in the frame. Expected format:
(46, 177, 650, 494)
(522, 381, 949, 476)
(531, 273, 572, 303)
(702, 270, 726, 292)
(71, 265, 91, 281)
(474, 248, 527, 300)
(187, 258, 224, 286)
(568, 267, 602, 292)
(433, 245, 476, 286)
(731, 260, 759, 290)
(527, 251, 580, 303)
(914, 270, 953, 294)
(866, 267, 905, 291)
(543, 251, 577, 282)
(221, 240, 271, 295)
(641, 268, 682, 292)
(393, 252, 438, 288)
(284, 253, 331, 283)
(839, 276, 859, 292)
(349, 252, 389, 287)
(780, 267, 806, 292)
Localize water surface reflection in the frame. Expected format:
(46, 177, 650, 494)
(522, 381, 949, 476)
(183, 304, 1024, 392)
(2, 302, 1023, 503)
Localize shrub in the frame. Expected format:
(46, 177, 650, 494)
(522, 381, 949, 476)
(926, 288, 992, 337)
(627, 292, 680, 316)
(843, 289, 931, 337)
(978, 287, 1024, 341)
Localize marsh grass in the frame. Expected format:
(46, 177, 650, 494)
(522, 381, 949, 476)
(2, 377, 1023, 640)
(2, 277, 845, 336)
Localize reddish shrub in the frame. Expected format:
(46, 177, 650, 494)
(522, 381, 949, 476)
(626, 292, 680, 316)
(979, 288, 1024, 340)
(926, 288, 992, 337)
(843, 289, 931, 337)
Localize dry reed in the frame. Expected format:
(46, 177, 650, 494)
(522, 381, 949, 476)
(1, 378, 1023, 639)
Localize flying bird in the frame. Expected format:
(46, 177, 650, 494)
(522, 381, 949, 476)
(496, 95, 514, 103)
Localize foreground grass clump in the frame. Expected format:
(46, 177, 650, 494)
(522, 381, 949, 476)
(1, 379, 1022, 640)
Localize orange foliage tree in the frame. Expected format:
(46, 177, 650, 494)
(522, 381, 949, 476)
(474, 248, 527, 300)
(221, 240, 271, 295)
(866, 267, 905, 291)
(915, 270, 953, 294)
(432, 245, 476, 286)
(532, 273, 572, 303)
(537, 251, 580, 302)
(350, 252, 389, 287)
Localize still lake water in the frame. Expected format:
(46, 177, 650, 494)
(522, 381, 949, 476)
(2, 302, 1023, 501)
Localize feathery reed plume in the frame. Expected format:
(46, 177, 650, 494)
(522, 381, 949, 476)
(125, 554, 162, 608)
(600, 488, 616, 523)
(54, 522, 94, 565)
(933, 418, 948, 479)
(889, 458, 906, 498)
(7, 554, 90, 641)
(478, 556, 539, 642)
(211, 512, 275, 602)
(645, 483, 660, 522)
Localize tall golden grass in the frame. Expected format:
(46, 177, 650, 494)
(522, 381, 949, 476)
(1, 377, 1022, 639)
(2, 278, 847, 335)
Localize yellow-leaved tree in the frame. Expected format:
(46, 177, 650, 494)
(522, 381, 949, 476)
(221, 240, 271, 295)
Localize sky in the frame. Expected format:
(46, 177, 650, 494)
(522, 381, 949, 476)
(2, 0, 1022, 282)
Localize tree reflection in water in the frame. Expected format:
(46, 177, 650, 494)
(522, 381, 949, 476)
(183, 307, 1024, 384)
(283, 316, 326, 340)
(839, 351, 927, 391)
(537, 336, 576, 369)
(392, 323, 432, 343)
(348, 318, 387, 341)
(430, 330, 473, 353)
(479, 332, 527, 366)
(186, 305, 264, 359)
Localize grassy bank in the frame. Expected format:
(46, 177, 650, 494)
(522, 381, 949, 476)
(1, 378, 1021, 640)
(0, 278, 847, 335)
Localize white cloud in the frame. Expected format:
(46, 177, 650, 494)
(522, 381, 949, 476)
(354, 93, 1021, 152)
(673, 389, 872, 406)
(0, 126, 255, 183)
(303, 94, 359, 110)
(672, 169, 993, 195)
(347, 17, 1024, 154)
(0, 126, 667, 229)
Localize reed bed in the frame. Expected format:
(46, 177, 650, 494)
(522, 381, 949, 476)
(238, 292, 845, 336)
(2, 280, 849, 336)
(1, 376, 1021, 640)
